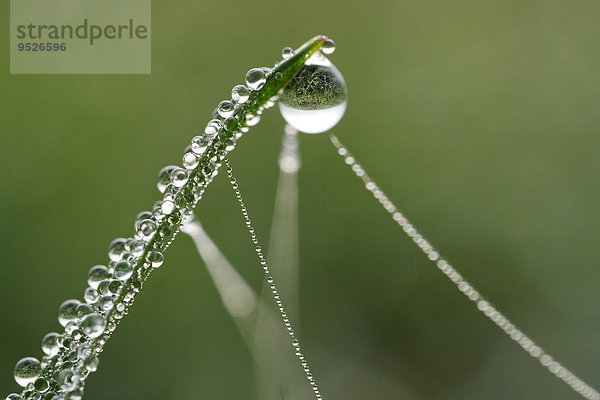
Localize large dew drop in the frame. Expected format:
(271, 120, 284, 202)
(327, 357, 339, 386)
(14, 357, 41, 387)
(279, 52, 347, 134)
(81, 313, 106, 338)
(58, 299, 81, 327)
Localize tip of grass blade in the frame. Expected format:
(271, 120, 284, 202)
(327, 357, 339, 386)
(245, 35, 329, 114)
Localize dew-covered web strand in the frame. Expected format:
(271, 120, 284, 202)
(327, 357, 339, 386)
(224, 158, 324, 400)
(255, 124, 304, 399)
(328, 134, 600, 400)
(183, 127, 303, 399)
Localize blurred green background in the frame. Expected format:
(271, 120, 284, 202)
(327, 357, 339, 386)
(1, 0, 599, 398)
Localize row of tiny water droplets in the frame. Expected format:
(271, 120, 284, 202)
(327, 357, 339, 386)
(6, 41, 309, 400)
(328, 134, 600, 400)
(225, 159, 324, 399)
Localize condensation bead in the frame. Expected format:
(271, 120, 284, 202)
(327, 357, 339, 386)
(204, 119, 222, 136)
(158, 223, 174, 238)
(136, 219, 157, 241)
(126, 239, 145, 257)
(114, 261, 133, 281)
(108, 280, 122, 294)
(191, 135, 211, 155)
(58, 300, 81, 327)
(130, 278, 142, 292)
(246, 114, 261, 126)
(120, 251, 135, 264)
(65, 322, 78, 335)
(41, 332, 60, 356)
(182, 152, 199, 169)
(98, 280, 111, 295)
(80, 313, 106, 338)
(225, 139, 236, 152)
(99, 296, 114, 311)
(224, 117, 239, 132)
(146, 251, 164, 268)
(170, 168, 189, 187)
(71, 329, 83, 341)
(322, 39, 336, 54)
(14, 357, 41, 387)
(161, 200, 175, 215)
(76, 304, 93, 319)
(231, 85, 250, 103)
(34, 377, 49, 392)
(5, 394, 22, 400)
(281, 46, 294, 59)
(56, 369, 78, 391)
(217, 100, 235, 118)
(84, 356, 99, 372)
(77, 344, 91, 359)
(181, 210, 194, 224)
(87, 265, 109, 289)
(245, 68, 267, 90)
(157, 166, 178, 193)
(108, 238, 127, 262)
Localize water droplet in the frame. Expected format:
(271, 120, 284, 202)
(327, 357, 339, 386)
(157, 166, 178, 193)
(114, 260, 133, 281)
(58, 300, 81, 327)
(99, 296, 114, 311)
(84, 287, 99, 304)
(41, 332, 60, 356)
(204, 119, 222, 136)
(279, 55, 347, 134)
(281, 47, 294, 59)
(76, 344, 91, 359)
(76, 304, 93, 319)
(84, 355, 100, 372)
(109, 279, 123, 293)
(322, 38, 336, 54)
(65, 321, 78, 335)
(108, 238, 127, 262)
(245, 68, 267, 90)
(56, 368, 78, 391)
(5, 394, 22, 400)
(231, 85, 250, 103)
(80, 313, 106, 338)
(246, 114, 261, 126)
(225, 139, 236, 152)
(14, 357, 41, 387)
(126, 239, 145, 257)
(191, 135, 211, 155)
(34, 377, 49, 392)
(224, 117, 239, 132)
(161, 200, 175, 215)
(87, 265, 109, 289)
(217, 100, 235, 118)
(98, 280, 111, 295)
(182, 152, 199, 170)
(136, 219, 157, 241)
(170, 168, 189, 187)
(146, 251, 164, 268)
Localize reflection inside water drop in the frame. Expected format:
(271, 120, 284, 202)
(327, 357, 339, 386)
(279, 102, 346, 134)
(279, 52, 347, 134)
